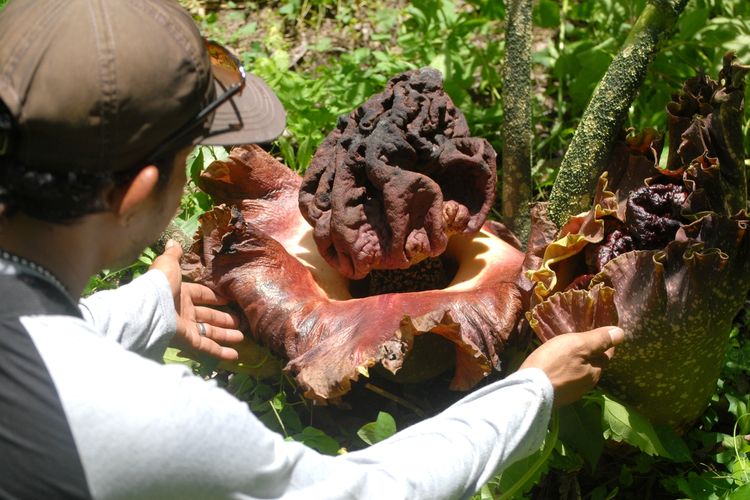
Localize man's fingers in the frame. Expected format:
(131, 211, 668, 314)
(198, 337, 239, 361)
(193, 337, 239, 362)
(198, 321, 244, 344)
(602, 346, 616, 361)
(194, 306, 241, 330)
(184, 322, 241, 361)
(183, 282, 229, 306)
(149, 240, 185, 294)
(179, 346, 239, 362)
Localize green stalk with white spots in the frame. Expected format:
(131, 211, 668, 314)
(501, 0, 532, 246)
(547, 0, 690, 228)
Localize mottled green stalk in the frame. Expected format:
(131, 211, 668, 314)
(547, 0, 690, 227)
(715, 56, 749, 214)
(501, 0, 532, 245)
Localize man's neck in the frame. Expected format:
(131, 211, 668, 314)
(0, 214, 110, 299)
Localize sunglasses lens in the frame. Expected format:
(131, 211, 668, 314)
(205, 40, 246, 91)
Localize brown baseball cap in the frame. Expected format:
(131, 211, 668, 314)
(0, 0, 286, 172)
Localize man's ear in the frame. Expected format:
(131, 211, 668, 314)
(110, 165, 160, 219)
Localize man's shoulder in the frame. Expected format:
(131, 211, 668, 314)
(0, 274, 90, 499)
(0, 271, 80, 318)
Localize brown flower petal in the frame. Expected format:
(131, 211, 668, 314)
(528, 284, 618, 342)
(186, 145, 525, 400)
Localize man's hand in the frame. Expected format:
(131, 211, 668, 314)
(520, 326, 626, 407)
(149, 240, 244, 361)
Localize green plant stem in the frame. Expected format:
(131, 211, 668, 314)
(547, 0, 689, 228)
(501, 0, 532, 245)
(498, 409, 560, 500)
(364, 383, 426, 418)
(557, 0, 568, 115)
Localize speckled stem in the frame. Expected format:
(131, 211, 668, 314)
(547, 0, 690, 228)
(501, 0, 533, 246)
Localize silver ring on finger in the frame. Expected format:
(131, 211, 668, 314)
(196, 321, 207, 337)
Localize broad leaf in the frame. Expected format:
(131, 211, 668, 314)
(290, 427, 341, 456)
(495, 445, 550, 498)
(730, 482, 750, 500)
(599, 393, 689, 461)
(558, 400, 605, 469)
(357, 412, 397, 446)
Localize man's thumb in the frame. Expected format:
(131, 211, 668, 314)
(607, 326, 626, 346)
(163, 239, 183, 258)
(586, 325, 627, 354)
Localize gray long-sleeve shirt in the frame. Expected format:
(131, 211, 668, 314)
(1, 263, 553, 499)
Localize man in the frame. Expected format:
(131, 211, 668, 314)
(0, 1, 625, 498)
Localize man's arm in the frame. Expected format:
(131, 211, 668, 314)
(26, 310, 621, 499)
(79, 241, 243, 362)
(27, 312, 553, 500)
(334, 368, 553, 499)
(78, 269, 177, 360)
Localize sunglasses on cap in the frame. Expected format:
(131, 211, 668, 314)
(146, 39, 246, 161)
(0, 106, 11, 157)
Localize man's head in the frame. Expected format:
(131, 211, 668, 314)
(0, 0, 285, 222)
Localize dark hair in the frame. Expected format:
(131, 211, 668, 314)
(0, 149, 180, 223)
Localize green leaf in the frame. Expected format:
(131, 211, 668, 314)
(186, 146, 204, 181)
(558, 400, 605, 469)
(666, 471, 737, 499)
(234, 21, 257, 39)
(477, 483, 495, 500)
(162, 347, 196, 367)
(534, 0, 560, 29)
(357, 411, 397, 446)
(589, 484, 619, 500)
(599, 393, 679, 459)
(296, 137, 314, 172)
(726, 393, 750, 435)
(548, 440, 584, 472)
(312, 37, 332, 52)
(568, 46, 613, 106)
(730, 454, 750, 484)
(186, 145, 229, 181)
(290, 427, 341, 456)
(495, 445, 550, 497)
(172, 212, 202, 239)
(677, 7, 709, 40)
(428, 53, 448, 78)
(653, 425, 692, 463)
(278, 0, 299, 18)
(195, 354, 220, 378)
(730, 482, 750, 500)
(277, 137, 296, 170)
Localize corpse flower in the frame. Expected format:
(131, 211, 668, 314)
(183, 69, 525, 401)
(525, 55, 750, 428)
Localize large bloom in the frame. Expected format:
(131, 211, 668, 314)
(525, 55, 750, 428)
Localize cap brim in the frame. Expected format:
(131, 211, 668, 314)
(200, 74, 286, 145)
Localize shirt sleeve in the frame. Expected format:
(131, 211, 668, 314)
(27, 312, 554, 500)
(77, 270, 176, 360)
(336, 368, 554, 499)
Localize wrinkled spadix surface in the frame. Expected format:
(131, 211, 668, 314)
(183, 145, 525, 401)
(525, 55, 750, 428)
(299, 68, 498, 280)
